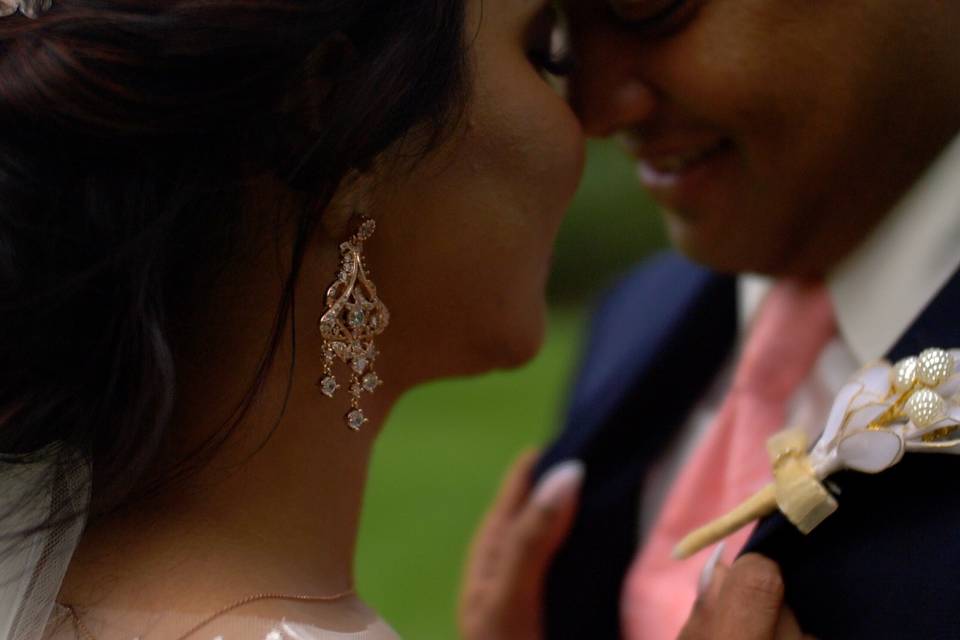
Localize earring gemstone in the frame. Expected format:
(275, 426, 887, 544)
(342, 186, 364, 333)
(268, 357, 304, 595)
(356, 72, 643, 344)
(319, 376, 339, 398)
(352, 358, 369, 374)
(347, 409, 367, 431)
(348, 309, 366, 327)
(362, 373, 381, 392)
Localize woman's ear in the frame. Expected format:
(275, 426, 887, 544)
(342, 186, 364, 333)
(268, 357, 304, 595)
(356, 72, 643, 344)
(319, 169, 375, 241)
(280, 33, 356, 129)
(258, 34, 358, 191)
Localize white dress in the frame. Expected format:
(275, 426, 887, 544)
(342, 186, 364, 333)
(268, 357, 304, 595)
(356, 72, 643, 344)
(42, 601, 401, 640)
(1, 450, 401, 640)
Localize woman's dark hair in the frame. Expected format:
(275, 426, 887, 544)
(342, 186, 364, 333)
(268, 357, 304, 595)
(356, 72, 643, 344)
(0, 0, 468, 527)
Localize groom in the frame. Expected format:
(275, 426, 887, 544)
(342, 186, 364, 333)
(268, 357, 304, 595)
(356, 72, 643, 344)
(462, 0, 960, 637)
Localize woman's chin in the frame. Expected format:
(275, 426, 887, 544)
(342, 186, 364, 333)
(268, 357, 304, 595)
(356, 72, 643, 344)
(483, 303, 549, 372)
(428, 307, 548, 381)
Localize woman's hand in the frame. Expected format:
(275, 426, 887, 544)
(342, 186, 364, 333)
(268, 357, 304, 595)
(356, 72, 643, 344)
(459, 454, 811, 640)
(458, 451, 583, 640)
(677, 553, 817, 640)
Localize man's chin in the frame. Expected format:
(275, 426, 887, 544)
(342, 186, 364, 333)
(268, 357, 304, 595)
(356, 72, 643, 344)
(663, 212, 782, 276)
(663, 211, 730, 270)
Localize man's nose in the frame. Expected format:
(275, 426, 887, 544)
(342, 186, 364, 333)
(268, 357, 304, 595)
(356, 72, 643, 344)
(569, 37, 657, 137)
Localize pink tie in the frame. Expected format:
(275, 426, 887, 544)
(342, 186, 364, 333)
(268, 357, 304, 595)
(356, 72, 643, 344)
(622, 280, 836, 640)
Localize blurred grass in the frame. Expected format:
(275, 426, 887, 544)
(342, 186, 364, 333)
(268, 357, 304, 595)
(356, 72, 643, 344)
(357, 309, 586, 639)
(548, 140, 665, 304)
(356, 141, 665, 638)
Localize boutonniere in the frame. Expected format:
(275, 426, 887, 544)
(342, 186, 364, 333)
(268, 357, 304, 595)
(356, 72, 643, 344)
(675, 347, 960, 560)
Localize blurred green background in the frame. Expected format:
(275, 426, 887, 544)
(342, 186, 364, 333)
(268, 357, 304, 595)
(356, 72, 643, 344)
(356, 141, 666, 638)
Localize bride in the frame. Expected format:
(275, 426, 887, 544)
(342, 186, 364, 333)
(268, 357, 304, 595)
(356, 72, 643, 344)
(0, 0, 584, 637)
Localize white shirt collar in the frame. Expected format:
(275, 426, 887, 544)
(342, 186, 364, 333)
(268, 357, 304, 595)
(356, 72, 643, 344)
(827, 132, 960, 364)
(737, 274, 772, 332)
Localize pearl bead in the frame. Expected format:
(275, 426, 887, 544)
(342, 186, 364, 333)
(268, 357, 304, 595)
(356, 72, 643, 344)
(917, 348, 954, 387)
(892, 356, 918, 393)
(905, 388, 946, 428)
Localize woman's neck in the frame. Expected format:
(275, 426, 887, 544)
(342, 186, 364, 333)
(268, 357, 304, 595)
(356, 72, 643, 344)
(60, 281, 401, 617)
(62, 372, 396, 618)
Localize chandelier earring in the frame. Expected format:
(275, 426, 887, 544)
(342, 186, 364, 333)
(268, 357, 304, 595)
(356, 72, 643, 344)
(317, 216, 389, 431)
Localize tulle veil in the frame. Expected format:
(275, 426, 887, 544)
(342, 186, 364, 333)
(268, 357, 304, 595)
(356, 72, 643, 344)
(0, 444, 90, 640)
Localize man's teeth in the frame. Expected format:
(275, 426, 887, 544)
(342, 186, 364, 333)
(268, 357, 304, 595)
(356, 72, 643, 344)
(651, 145, 720, 172)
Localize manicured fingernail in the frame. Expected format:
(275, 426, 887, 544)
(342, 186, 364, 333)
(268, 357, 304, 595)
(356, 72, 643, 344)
(531, 460, 584, 509)
(697, 542, 726, 596)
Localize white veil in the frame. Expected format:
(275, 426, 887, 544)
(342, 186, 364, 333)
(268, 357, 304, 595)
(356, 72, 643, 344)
(0, 444, 90, 640)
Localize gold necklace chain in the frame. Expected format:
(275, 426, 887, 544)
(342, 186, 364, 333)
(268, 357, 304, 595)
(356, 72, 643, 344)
(63, 588, 356, 640)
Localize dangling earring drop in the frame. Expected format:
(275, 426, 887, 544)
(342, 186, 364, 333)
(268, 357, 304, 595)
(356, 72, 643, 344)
(317, 217, 389, 431)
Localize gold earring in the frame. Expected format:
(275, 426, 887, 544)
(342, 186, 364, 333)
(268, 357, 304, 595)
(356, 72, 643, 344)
(317, 217, 389, 431)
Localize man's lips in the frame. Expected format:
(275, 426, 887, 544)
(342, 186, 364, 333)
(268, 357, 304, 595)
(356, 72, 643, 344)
(629, 138, 732, 175)
(617, 133, 736, 205)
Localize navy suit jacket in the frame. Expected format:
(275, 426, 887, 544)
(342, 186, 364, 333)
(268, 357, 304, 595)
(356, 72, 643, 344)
(538, 251, 960, 639)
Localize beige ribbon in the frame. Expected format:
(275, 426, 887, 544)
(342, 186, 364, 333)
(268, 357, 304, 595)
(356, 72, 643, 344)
(766, 429, 837, 534)
(673, 428, 837, 560)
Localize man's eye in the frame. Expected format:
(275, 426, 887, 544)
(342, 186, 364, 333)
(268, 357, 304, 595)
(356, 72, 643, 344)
(609, 0, 697, 34)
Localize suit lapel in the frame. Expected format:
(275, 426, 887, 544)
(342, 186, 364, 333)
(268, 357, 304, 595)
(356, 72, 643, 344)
(538, 253, 737, 638)
(537, 252, 736, 475)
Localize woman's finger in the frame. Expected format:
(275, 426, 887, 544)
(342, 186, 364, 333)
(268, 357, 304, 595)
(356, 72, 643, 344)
(675, 553, 813, 640)
(773, 604, 811, 640)
(486, 449, 542, 525)
(459, 458, 584, 640)
(463, 449, 540, 586)
(715, 554, 786, 640)
(497, 460, 584, 601)
(678, 560, 728, 640)
(697, 542, 727, 598)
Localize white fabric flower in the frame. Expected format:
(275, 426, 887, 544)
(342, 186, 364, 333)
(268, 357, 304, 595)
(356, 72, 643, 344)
(810, 348, 960, 477)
